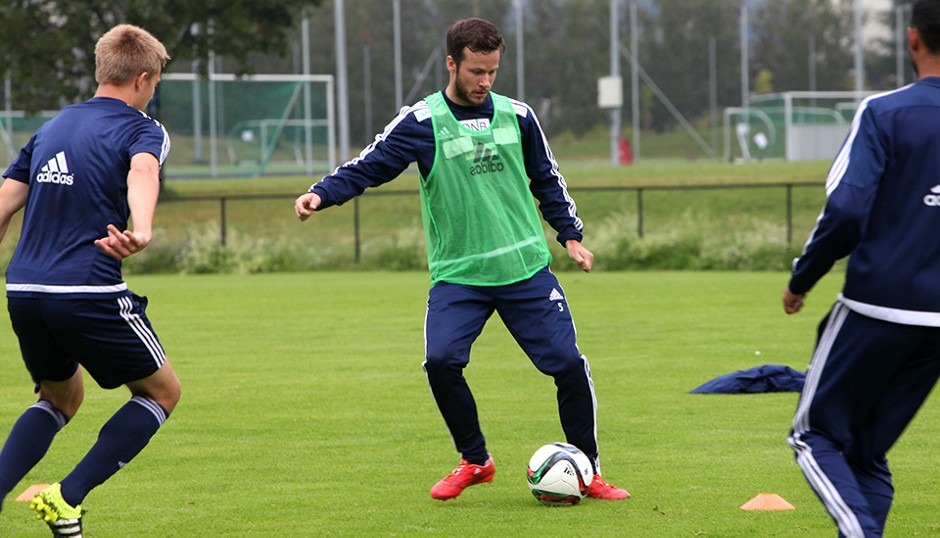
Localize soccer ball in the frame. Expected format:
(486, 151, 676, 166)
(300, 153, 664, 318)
(526, 442, 593, 506)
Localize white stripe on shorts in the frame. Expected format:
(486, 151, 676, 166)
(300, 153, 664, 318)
(117, 296, 166, 369)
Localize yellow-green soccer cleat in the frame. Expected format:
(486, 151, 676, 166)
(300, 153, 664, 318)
(29, 483, 84, 538)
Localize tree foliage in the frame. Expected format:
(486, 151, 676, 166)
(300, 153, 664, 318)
(750, 0, 855, 93)
(524, 0, 611, 137)
(2, 0, 906, 144)
(638, 0, 743, 132)
(869, 0, 916, 88)
(0, 0, 322, 113)
(306, 0, 905, 145)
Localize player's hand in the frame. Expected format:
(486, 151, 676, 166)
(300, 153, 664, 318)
(95, 224, 151, 260)
(565, 240, 594, 273)
(782, 288, 805, 315)
(295, 192, 321, 221)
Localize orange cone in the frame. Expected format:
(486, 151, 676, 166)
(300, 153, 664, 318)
(15, 484, 50, 502)
(740, 492, 796, 510)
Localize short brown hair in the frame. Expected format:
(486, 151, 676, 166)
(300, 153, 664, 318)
(95, 24, 169, 86)
(446, 18, 506, 65)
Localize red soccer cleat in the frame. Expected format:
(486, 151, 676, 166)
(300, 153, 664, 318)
(586, 474, 631, 500)
(430, 454, 495, 500)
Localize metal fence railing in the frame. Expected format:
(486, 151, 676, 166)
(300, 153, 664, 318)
(160, 182, 823, 262)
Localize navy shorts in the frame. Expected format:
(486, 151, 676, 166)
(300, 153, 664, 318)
(7, 293, 167, 390)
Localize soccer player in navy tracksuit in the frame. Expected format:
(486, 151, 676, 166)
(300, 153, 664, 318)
(295, 18, 629, 502)
(783, 1, 940, 535)
(0, 25, 180, 537)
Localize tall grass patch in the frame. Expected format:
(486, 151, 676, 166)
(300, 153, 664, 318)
(125, 176, 825, 274)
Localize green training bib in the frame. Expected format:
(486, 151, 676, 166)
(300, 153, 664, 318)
(420, 92, 552, 286)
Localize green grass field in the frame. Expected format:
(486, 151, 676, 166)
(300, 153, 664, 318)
(2, 270, 940, 536)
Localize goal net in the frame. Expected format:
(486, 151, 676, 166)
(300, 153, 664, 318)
(157, 73, 335, 179)
(723, 91, 876, 162)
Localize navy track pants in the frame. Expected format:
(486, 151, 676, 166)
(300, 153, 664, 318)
(422, 268, 599, 470)
(788, 301, 940, 537)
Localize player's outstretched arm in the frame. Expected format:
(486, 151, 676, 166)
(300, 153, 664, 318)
(565, 239, 594, 273)
(295, 192, 322, 221)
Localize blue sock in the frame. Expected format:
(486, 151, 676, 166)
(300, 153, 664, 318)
(0, 401, 69, 503)
(60, 396, 169, 506)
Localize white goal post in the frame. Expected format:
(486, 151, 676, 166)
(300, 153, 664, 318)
(723, 90, 876, 162)
(160, 72, 336, 178)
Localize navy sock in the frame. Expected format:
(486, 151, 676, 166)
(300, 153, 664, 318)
(466, 454, 490, 466)
(0, 401, 68, 502)
(60, 396, 169, 506)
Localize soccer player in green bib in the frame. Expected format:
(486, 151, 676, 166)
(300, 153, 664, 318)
(295, 17, 629, 502)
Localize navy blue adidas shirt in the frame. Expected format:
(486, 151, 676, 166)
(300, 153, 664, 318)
(3, 96, 170, 299)
(308, 91, 584, 246)
(789, 77, 940, 326)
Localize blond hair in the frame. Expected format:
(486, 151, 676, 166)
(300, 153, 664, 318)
(95, 24, 169, 86)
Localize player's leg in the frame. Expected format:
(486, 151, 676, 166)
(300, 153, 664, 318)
(494, 269, 598, 463)
(423, 282, 495, 500)
(846, 457, 892, 534)
(43, 293, 180, 509)
(495, 268, 628, 499)
(844, 325, 940, 531)
(788, 303, 917, 537)
(0, 374, 83, 508)
(59, 362, 180, 506)
(0, 298, 83, 507)
(36, 370, 86, 418)
(423, 282, 494, 465)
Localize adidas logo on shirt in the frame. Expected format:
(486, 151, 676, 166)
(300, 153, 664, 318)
(549, 288, 565, 302)
(35, 151, 74, 185)
(469, 142, 504, 176)
(923, 184, 940, 206)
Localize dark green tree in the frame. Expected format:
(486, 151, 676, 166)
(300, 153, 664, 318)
(524, 0, 611, 137)
(750, 0, 855, 93)
(868, 0, 916, 89)
(302, 0, 520, 145)
(637, 0, 742, 133)
(0, 0, 322, 113)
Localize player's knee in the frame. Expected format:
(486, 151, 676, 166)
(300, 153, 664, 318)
(423, 347, 467, 377)
(38, 383, 84, 419)
(154, 375, 181, 414)
(40, 395, 82, 420)
(130, 367, 181, 414)
(538, 351, 585, 378)
(844, 444, 885, 470)
(159, 378, 182, 413)
(137, 384, 179, 415)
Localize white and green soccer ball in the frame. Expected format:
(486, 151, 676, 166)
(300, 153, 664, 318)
(526, 442, 593, 506)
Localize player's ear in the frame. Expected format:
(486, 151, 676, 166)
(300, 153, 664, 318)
(908, 27, 921, 55)
(134, 71, 150, 91)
